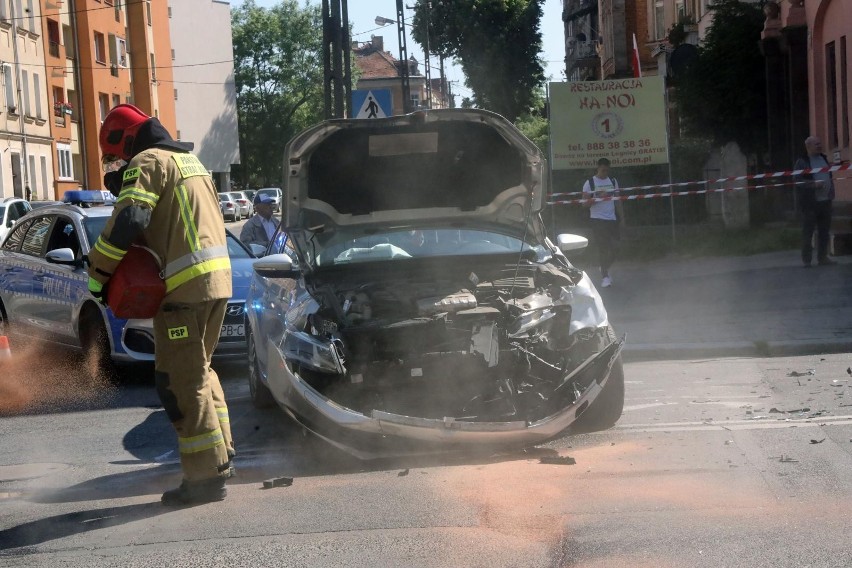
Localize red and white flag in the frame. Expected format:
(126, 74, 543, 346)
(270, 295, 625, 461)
(632, 33, 642, 78)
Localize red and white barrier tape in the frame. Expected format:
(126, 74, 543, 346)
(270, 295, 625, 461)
(547, 180, 810, 206)
(548, 162, 850, 199)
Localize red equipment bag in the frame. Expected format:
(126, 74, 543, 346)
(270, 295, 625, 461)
(107, 245, 165, 319)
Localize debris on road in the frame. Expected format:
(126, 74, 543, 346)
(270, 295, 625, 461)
(847, 367, 851, 376)
(776, 455, 799, 463)
(769, 407, 810, 414)
(398, 469, 410, 477)
(787, 370, 816, 377)
(262, 476, 294, 489)
(810, 439, 826, 444)
(539, 456, 577, 466)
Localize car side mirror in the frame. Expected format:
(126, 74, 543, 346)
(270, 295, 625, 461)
(253, 253, 298, 278)
(557, 234, 588, 253)
(46, 248, 82, 268)
(249, 243, 267, 257)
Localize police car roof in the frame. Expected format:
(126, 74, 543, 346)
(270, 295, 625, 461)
(22, 204, 115, 218)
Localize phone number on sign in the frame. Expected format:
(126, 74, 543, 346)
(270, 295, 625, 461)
(585, 139, 653, 151)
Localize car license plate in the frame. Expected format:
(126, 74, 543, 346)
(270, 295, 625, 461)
(220, 324, 245, 338)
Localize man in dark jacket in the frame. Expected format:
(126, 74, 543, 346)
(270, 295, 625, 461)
(794, 136, 836, 267)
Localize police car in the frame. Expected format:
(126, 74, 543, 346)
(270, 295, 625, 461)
(0, 191, 252, 373)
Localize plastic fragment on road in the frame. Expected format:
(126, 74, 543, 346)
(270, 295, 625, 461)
(775, 455, 799, 463)
(262, 476, 294, 489)
(397, 469, 409, 477)
(769, 407, 810, 414)
(787, 370, 816, 377)
(810, 439, 826, 444)
(539, 456, 577, 465)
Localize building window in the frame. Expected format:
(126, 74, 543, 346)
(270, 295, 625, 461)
(47, 19, 60, 57)
(94, 32, 106, 64)
(25, 0, 34, 33)
(21, 69, 30, 116)
(53, 86, 64, 117)
(115, 36, 127, 67)
(174, 88, 178, 100)
(654, 0, 665, 40)
(40, 156, 48, 200)
(63, 24, 75, 59)
(57, 144, 73, 180)
(3, 64, 16, 113)
(410, 92, 420, 109)
(112, 93, 120, 108)
(842, 36, 849, 148)
(176, 129, 181, 140)
(171, 49, 175, 60)
(168, 6, 172, 18)
(826, 41, 838, 148)
(98, 92, 110, 122)
(28, 155, 36, 197)
(33, 72, 42, 118)
(146, 1, 152, 25)
(150, 53, 156, 82)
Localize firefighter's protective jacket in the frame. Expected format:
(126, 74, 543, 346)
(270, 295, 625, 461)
(88, 148, 232, 303)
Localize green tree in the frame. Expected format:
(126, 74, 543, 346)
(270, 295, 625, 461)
(411, 0, 545, 122)
(674, 0, 767, 155)
(232, 0, 324, 187)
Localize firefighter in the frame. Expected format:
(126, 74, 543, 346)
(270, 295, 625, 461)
(88, 104, 235, 506)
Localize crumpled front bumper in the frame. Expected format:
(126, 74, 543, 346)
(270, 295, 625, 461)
(266, 331, 624, 459)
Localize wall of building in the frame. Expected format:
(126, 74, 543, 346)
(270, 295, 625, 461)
(169, 0, 240, 185)
(800, 0, 852, 201)
(0, 0, 55, 201)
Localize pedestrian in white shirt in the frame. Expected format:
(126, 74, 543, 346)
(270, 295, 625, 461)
(582, 158, 623, 288)
(240, 195, 279, 251)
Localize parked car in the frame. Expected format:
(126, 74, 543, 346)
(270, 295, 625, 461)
(255, 188, 282, 212)
(29, 200, 65, 210)
(244, 109, 625, 459)
(0, 200, 255, 377)
(229, 191, 253, 218)
(0, 197, 32, 243)
(244, 189, 257, 203)
(219, 193, 241, 222)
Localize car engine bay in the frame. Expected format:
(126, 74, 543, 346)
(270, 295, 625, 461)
(282, 258, 618, 423)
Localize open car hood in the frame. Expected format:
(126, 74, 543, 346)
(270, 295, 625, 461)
(283, 109, 547, 241)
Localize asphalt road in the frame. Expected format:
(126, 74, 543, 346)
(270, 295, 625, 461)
(2, 352, 851, 567)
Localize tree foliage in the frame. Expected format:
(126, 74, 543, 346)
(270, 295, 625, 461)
(673, 0, 767, 155)
(232, 0, 323, 187)
(411, 0, 545, 122)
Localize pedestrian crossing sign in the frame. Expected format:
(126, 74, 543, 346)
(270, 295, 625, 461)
(352, 89, 392, 119)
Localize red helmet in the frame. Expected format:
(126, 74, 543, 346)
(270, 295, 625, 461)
(99, 104, 150, 161)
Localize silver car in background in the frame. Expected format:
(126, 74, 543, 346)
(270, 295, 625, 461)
(229, 191, 254, 218)
(255, 188, 282, 212)
(245, 109, 625, 459)
(218, 193, 241, 222)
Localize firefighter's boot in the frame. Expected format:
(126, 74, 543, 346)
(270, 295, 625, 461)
(161, 476, 227, 506)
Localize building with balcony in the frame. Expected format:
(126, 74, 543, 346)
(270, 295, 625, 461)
(169, 0, 240, 191)
(0, 0, 55, 201)
(563, 0, 600, 82)
(36, 0, 176, 197)
(353, 36, 430, 115)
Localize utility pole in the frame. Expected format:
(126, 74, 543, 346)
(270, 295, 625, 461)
(322, 0, 351, 119)
(396, 0, 411, 114)
(422, 1, 432, 108)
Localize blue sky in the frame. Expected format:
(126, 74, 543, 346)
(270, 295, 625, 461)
(231, 0, 567, 104)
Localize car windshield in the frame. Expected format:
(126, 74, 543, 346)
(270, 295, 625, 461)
(219, 195, 229, 202)
(257, 189, 278, 197)
(300, 227, 547, 267)
(226, 233, 251, 258)
(83, 216, 110, 246)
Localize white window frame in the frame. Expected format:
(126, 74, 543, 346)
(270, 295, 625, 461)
(94, 31, 105, 64)
(57, 143, 73, 180)
(116, 36, 127, 67)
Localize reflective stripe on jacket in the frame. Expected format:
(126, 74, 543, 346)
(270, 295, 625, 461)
(88, 148, 232, 303)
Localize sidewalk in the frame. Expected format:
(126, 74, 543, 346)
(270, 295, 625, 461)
(588, 250, 852, 360)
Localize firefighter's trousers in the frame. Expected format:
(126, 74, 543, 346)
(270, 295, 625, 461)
(153, 299, 234, 481)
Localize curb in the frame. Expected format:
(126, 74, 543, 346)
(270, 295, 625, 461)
(622, 339, 852, 362)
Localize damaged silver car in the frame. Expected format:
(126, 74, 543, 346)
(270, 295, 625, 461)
(244, 109, 624, 458)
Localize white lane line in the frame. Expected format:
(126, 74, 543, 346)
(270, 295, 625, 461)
(622, 402, 680, 412)
(613, 414, 852, 433)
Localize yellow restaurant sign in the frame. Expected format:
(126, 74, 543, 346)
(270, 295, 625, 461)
(549, 77, 669, 170)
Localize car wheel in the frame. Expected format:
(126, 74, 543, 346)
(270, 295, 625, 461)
(247, 327, 275, 408)
(570, 354, 625, 434)
(79, 304, 118, 382)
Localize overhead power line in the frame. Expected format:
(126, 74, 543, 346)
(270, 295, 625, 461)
(8, 0, 148, 24)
